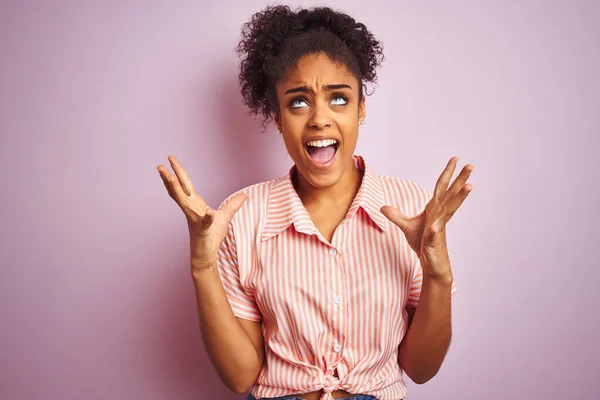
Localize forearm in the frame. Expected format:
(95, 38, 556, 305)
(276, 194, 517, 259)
(398, 274, 453, 384)
(192, 264, 263, 393)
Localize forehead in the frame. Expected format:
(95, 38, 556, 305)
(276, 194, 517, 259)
(280, 53, 357, 88)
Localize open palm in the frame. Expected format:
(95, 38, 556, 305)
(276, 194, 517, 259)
(157, 156, 247, 269)
(381, 157, 473, 277)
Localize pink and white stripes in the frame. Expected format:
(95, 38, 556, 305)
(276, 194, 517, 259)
(216, 156, 456, 400)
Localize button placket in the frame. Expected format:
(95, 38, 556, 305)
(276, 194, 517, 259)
(331, 245, 347, 362)
(327, 245, 345, 360)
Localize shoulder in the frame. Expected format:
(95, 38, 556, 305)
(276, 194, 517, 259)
(219, 178, 278, 206)
(217, 176, 283, 224)
(377, 174, 432, 217)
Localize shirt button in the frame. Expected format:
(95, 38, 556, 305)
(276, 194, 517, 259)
(334, 296, 342, 305)
(333, 344, 342, 353)
(329, 248, 337, 256)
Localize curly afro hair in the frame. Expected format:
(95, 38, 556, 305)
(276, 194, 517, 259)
(236, 5, 384, 127)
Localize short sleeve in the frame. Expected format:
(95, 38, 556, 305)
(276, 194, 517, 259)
(406, 257, 457, 308)
(216, 222, 262, 322)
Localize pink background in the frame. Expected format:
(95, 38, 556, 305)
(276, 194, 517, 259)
(1, 1, 599, 399)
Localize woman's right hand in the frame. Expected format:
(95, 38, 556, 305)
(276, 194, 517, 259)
(157, 155, 247, 271)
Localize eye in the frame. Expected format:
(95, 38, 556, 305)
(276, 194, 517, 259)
(330, 94, 348, 106)
(290, 97, 309, 108)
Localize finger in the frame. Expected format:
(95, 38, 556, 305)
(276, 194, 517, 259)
(204, 207, 215, 229)
(166, 171, 188, 205)
(446, 164, 474, 199)
(434, 157, 458, 200)
(168, 155, 195, 196)
(442, 183, 473, 224)
(220, 193, 248, 223)
(189, 206, 214, 237)
(157, 166, 175, 198)
(381, 205, 409, 232)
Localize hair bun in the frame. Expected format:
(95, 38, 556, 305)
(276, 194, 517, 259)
(237, 5, 384, 127)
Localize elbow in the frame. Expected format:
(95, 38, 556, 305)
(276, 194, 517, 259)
(225, 377, 255, 394)
(404, 366, 439, 385)
(213, 350, 263, 394)
(400, 357, 439, 385)
(229, 383, 252, 395)
(222, 367, 261, 394)
(411, 373, 436, 385)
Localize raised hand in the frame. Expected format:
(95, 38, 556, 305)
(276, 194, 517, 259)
(381, 157, 473, 280)
(157, 156, 247, 271)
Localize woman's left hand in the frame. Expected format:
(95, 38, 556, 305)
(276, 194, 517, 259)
(381, 157, 473, 280)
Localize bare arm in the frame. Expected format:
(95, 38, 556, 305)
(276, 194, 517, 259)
(192, 265, 264, 393)
(157, 156, 264, 394)
(384, 158, 473, 385)
(398, 275, 452, 384)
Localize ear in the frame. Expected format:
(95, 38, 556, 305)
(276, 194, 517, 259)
(358, 96, 366, 122)
(273, 112, 282, 132)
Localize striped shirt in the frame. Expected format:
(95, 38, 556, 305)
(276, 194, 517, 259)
(216, 155, 456, 400)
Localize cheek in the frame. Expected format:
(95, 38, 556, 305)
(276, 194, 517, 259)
(280, 108, 300, 126)
(280, 128, 305, 154)
(343, 131, 359, 147)
(335, 108, 360, 127)
(282, 134, 298, 150)
(338, 119, 359, 138)
(280, 113, 306, 140)
(339, 127, 359, 152)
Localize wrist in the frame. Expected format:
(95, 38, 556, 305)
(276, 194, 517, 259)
(191, 259, 218, 275)
(423, 271, 453, 286)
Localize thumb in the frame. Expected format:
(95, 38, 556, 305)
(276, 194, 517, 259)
(381, 206, 409, 232)
(221, 193, 248, 223)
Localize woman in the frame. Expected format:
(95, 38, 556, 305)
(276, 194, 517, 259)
(157, 5, 473, 400)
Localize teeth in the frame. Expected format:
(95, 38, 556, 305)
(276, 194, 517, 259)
(306, 139, 338, 147)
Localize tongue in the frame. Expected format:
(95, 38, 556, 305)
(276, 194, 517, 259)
(307, 144, 336, 164)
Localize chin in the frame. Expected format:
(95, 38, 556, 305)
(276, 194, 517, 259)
(303, 170, 345, 189)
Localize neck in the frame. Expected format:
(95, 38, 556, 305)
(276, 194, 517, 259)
(293, 160, 363, 208)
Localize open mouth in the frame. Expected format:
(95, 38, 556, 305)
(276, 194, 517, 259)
(305, 138, 339, 167)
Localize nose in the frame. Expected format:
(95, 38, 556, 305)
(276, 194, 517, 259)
(308, 101, 332, 130)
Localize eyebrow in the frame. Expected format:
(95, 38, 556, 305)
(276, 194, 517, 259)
(284, 84, 353, 95)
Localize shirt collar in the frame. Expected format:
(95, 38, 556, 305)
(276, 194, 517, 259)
(260, 155, 387, 242)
